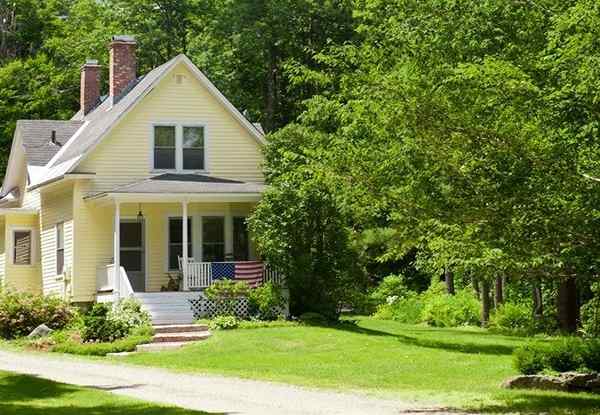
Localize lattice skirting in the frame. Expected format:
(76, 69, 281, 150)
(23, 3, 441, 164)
(188, 290, 289, 319)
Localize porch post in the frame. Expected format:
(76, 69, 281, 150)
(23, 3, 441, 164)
(182, 201, 189, 291)
(114, 201, 121, 299)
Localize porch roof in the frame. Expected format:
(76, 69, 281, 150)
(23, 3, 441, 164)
(85, 173, 265, 202)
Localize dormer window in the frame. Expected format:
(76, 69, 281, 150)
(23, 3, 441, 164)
(152, 124, 206, 171)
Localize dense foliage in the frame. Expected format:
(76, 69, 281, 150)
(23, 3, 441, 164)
(0, 290, 75, 339)
(81, 299, 150, 342)
(514, 338, 600, 374)
(247, 282, 286, 320)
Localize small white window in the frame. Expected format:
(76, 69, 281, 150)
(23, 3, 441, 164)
(13, 230, 32, 265)
(56, 222, 64, 275)
(153, 126, 176, 170)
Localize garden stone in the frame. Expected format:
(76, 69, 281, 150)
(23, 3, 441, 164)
(27, 324, 53, 339)
(501, 375, 567, 392)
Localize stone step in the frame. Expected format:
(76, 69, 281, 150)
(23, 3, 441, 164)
(152, 331, 211, 343)
(136, 341, 190, 352)
(153, 324, 209, 334)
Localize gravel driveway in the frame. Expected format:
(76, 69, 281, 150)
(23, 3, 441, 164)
(0, 349, 441, 415)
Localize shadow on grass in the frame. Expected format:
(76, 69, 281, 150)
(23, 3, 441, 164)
(0, 373, 220, 415)
(329, 322, 516, 355)
(477, 390, 600, 414)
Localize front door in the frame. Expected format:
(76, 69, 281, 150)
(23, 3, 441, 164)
(120, 220, 145, 292)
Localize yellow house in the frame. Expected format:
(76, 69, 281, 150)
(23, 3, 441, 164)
(0, 36, 280, 323)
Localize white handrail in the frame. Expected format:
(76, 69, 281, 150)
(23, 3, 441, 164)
(106, 264, 134, 300)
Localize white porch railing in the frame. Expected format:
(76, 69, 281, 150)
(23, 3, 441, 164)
(184, 261, 284, 290)
(96, 264, 134, 300)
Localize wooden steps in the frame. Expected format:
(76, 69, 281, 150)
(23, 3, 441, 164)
(134, 292, 199, 325)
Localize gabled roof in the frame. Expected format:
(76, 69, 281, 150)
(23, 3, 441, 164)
(85, 173, 265, 199)
(18, 120, 84, 166)
(49, 54, 265, 172)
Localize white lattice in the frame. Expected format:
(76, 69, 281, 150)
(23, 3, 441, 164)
(188, 292, 289, 319)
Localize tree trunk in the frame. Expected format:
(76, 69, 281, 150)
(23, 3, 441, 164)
(264, 45, 278, 133)
(445, 268, 455, 295)
(473, 277, 480, 297)
(495, 276, 504, 307)
(481, 279, 491, 327)
(532, 279, 543, 320)
(557, 276, 579, 333)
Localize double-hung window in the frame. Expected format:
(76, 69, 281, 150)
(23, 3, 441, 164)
(13, 230, 32, 265)
(153, 125, 205, 171)
(56, 222, 64, 274)
(168, 217, 193, 270)
(202, 217, 225, 262)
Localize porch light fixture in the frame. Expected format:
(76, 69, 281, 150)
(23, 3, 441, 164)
(137, 203, 144, 223)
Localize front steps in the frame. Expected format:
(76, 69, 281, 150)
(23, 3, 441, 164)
(136, 323, 211, 352)
(134, 292, 199, 325)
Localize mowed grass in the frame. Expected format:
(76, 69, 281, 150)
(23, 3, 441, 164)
(119, 317, 600, 414)
(0, 370, 212, 415)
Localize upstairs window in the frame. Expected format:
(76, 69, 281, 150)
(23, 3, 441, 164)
(153, 124, 206, 171)
(183, 126, 205, 170)
(13, 230, 32, 265)
(153, 126, 176, 169)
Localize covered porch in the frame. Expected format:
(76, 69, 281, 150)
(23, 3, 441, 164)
(89, 174, 282, 300)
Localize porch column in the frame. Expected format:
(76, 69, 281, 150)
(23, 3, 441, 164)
(225, 204, 233, 259)
(182, 201, 189, 291)
(114, 201, 121, 298)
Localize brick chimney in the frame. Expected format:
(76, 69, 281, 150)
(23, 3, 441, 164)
(109, 35, 137, 98)
(80, 59, 101, 115)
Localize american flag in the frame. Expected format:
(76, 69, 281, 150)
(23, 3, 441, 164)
(211, 261, 264, 288)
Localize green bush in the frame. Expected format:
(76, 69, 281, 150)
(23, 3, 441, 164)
(0, 290, 76, 339)
(373, 292, 423, 324)
(208, 315, 239, 330)
(369, 275, 409, 306)
(546, 338, 585, 372)
(205, 280, 250, 316)
(489, 303, 534, 333)
(52, 332, 152, 356)
(420, 283, 480, 327)
(513, 338, 597, 375)
(81, 299, 150, 342)
(248, 283, 285, 320)
(581, 283, 600, 338)
(514, 342, 548, 375)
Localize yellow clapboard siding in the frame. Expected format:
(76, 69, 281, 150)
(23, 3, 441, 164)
(40, 186, 73, 297)
(3, 213, 41, 294)
(77, 62, 264, 194)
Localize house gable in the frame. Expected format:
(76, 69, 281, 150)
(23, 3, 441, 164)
(76, 61, 264, 194)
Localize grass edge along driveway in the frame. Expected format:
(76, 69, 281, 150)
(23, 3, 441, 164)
(0, 370, 212, 415)
(117, 317, 600, 415)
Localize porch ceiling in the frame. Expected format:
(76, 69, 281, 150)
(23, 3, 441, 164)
(84, 173, 264, 203)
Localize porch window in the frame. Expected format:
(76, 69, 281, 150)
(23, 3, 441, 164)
(233, 216, 249, 261)
(169, 217, 192, 270)
(153, 125, 176, 169)
(183, 126, 205, 170)
(56, 222, 64, 275)
(202, 217, 225, 262)
(13, 230, 31, 265)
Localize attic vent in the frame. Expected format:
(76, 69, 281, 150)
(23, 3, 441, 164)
(175, 74, 186, 84)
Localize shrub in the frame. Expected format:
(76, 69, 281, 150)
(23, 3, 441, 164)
(0, 290, 75, 339)
(489, 303, 534, 333)
(420, 283, 480, 327)
(514, 342, 548, 375)
(208, 315, 239, 330)
(248, 283, 286, 320)
(369, 275, 409, 306)
(52, 331, 152, 356)
(581, 339, 600, 372)
(373, 292, 423, 324)
(546, 338, 585, 372)
(581, 283, 600, 338)
(205, 280, 250, 316)
(81, 299, 150, 343)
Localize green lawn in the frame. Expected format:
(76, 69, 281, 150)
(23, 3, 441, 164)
(0, 370, 212, 415)
(118, 317, 600, 414)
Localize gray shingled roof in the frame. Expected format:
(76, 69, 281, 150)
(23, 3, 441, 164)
(87, 173, 264, 198)
(54, 57, 179, 166)
(18, 120, 84, 166)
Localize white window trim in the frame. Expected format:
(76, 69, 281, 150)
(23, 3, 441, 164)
(56, 222, 64, 276)
(150, 122, 210, 174)
(8, 226, 37, 266)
